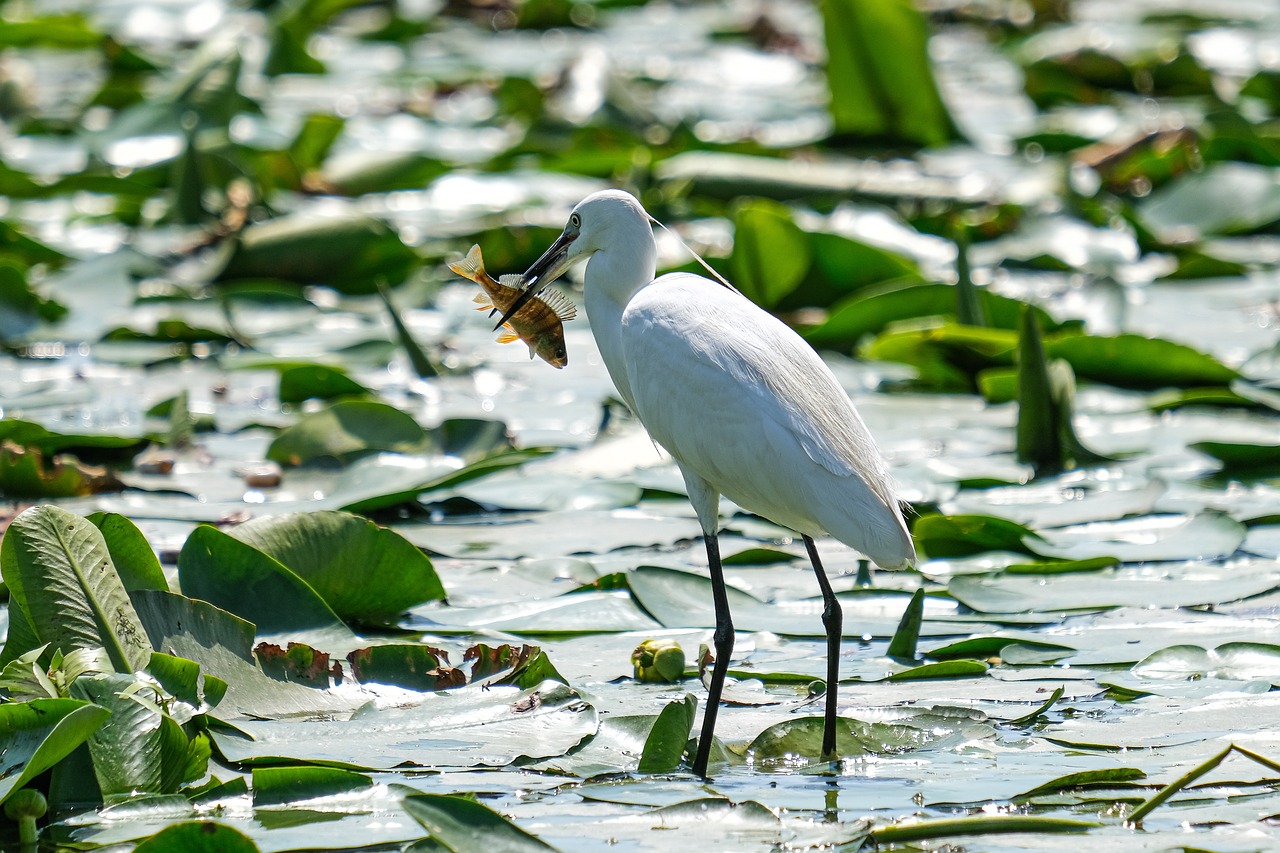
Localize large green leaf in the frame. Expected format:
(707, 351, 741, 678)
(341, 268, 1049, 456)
(176, 525, 351, 639)
(0, 699, 110, 807)
(215, 214, 420, 292)
(822, 0, 960, 146)
(228, 511, 443, 624)
(86, 512, 169, 593)
(403, 794, 559, 853)
(729, 199, 809, 309)
(1, 505, 152, 672)
(69, 672, 202, 796)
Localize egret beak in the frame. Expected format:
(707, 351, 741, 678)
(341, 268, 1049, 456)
(492, 228, 578, 330)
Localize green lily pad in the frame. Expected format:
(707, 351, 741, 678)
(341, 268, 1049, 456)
(745, 714, 965, 767)
(251, 766, 373, 806)
(213, 680, 597, 769)
(949, 559, 1275, 613)
(1030, 512, 1246, 562)
(267, 400, 429, 467)
(1192, 441, 1280, 473)
(278, 364, 370, 404)
(913, 514, 1040, 558)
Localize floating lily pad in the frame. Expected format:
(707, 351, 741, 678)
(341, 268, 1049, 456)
(214, 680, 597, 769)
(266, 401, 429, 467)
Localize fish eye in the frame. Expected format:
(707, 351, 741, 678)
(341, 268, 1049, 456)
(569, 213, 581, 228)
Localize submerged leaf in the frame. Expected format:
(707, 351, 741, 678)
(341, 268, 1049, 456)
(747, 716, 954, 767)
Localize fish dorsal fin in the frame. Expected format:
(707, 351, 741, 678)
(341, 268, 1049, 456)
(448, 245, 484, 280)
(496, 330, 519, 345)
(497, 273, 527, 290)
(539, 289, 578, 322)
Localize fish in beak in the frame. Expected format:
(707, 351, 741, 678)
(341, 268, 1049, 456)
(492, 225, 579, 330)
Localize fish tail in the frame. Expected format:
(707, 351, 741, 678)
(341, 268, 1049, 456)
(447, 245, 485, 282)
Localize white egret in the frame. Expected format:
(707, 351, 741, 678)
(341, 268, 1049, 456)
(499, 190, 914, 777)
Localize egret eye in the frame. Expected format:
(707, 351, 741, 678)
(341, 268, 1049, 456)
(569, 213, 581, 228)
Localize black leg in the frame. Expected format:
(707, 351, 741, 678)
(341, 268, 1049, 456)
(804, 534, 842, 762)
(692, 532, 734, 778)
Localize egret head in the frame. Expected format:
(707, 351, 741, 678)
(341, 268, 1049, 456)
(496, 191, 652, 327)
(525, 190, 650, 285)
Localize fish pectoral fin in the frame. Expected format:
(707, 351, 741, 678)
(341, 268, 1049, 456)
(496, 331, 520, 345)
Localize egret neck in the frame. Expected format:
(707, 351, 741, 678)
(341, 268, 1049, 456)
(581, 211, 657, 413)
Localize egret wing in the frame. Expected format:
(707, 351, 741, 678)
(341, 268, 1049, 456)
(621, 274, 910, 563)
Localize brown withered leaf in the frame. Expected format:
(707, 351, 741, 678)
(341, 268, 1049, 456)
(256, 641, 341, 688)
